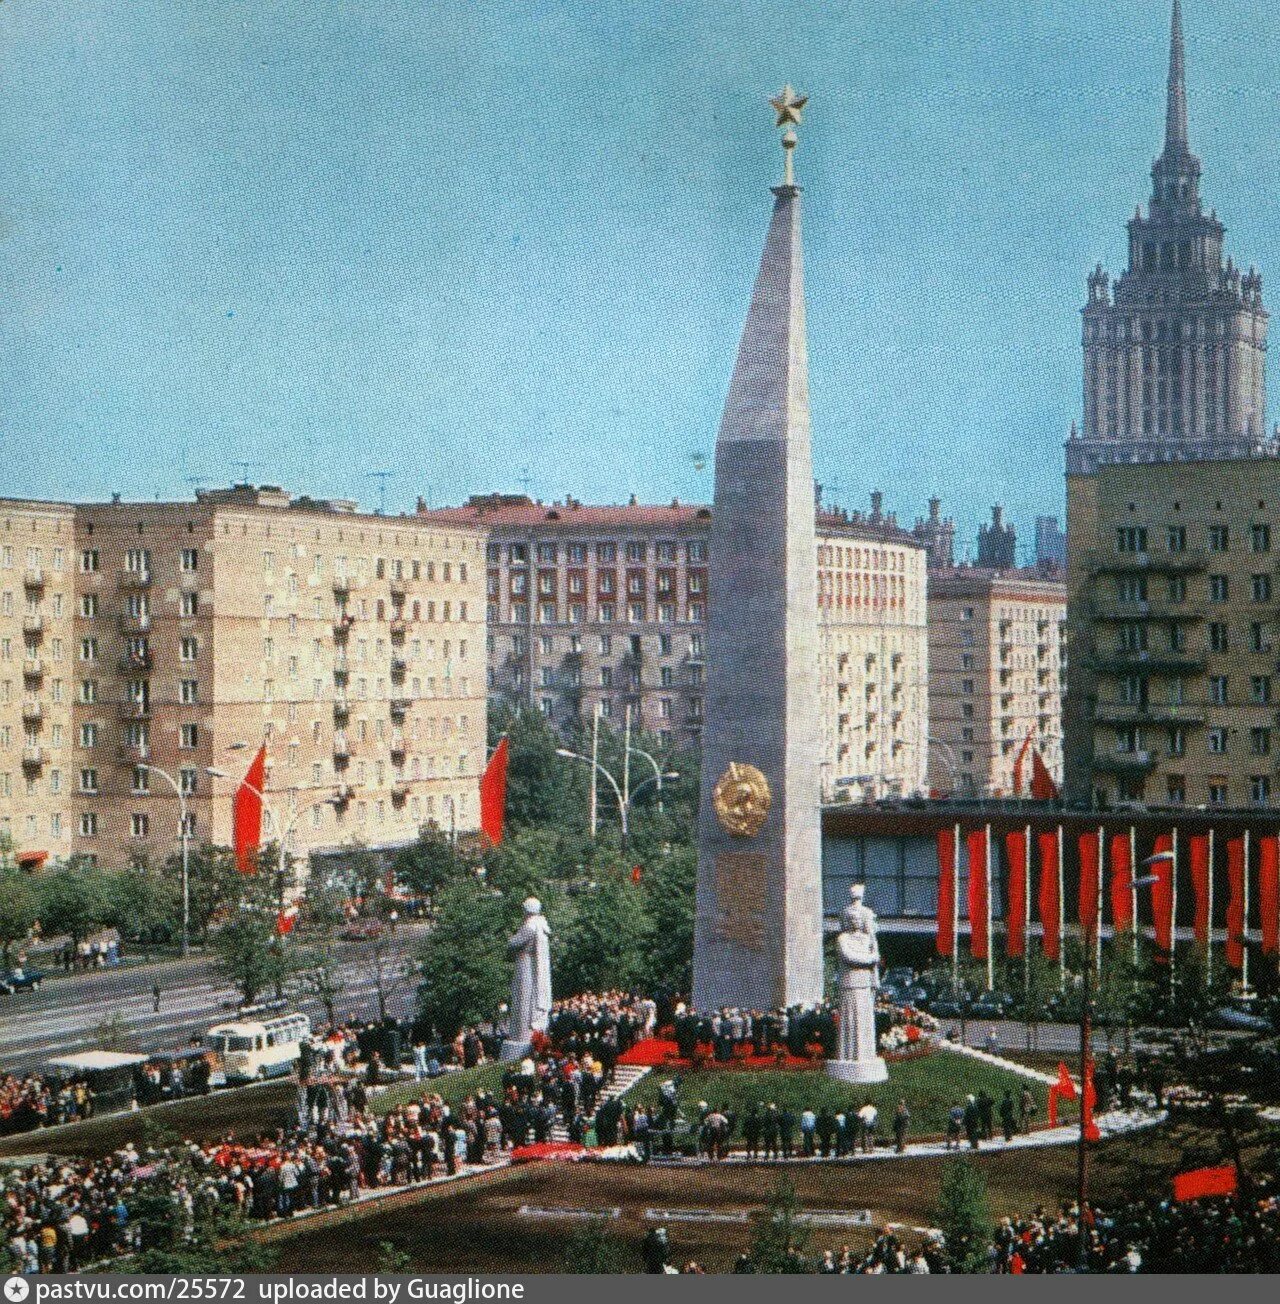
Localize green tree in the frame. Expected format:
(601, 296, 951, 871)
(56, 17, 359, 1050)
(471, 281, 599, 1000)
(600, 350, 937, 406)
(38, 860, 112, 949)
(0, 865, 38, 968)
(163, 843, 242, 943)
(106, 863, 180, 947)
(417, 879, 510, 1038)
(392, 825, 461, 911)
(637, 845, 696, 996)
(934, 1157, 991, 1273)
(557, 872, 649, 996)
(213, 909, 289, 1007)
(749, 1176, 812, 1273)
(489, 702, 589, 831)
(563, 1217, 626, 1273)
(1005, 950, 1061, 1052)
(293, 946, 348, 1028)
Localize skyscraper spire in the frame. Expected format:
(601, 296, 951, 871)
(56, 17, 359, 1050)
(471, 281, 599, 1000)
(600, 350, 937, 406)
(1165, 0, 1189, 153)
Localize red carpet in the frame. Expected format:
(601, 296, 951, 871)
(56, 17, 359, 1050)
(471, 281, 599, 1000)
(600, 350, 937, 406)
(618, 1037, 824, 1071)
(509, 1141, 587, 1163)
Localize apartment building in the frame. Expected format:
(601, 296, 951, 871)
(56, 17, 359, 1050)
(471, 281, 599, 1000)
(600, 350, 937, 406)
(421, 492, 929, 799)
(2, 485, 486, 869)
(1072, 457, 1280, 811)
(927, 567, 1066, 798)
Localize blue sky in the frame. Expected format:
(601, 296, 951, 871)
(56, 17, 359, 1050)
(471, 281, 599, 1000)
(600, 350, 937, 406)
(2, 0, 1278, 556)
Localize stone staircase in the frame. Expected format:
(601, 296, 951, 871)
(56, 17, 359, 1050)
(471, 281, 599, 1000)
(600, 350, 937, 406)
(550, 1063, 651, 1142)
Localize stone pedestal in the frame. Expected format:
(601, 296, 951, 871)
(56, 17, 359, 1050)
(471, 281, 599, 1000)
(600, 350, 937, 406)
(826, 1056, 888, 1085)
(500, 1039, 532, 1063)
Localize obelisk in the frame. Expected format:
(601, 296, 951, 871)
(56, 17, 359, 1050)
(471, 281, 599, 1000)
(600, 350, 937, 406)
(692, 88, 824, 1013)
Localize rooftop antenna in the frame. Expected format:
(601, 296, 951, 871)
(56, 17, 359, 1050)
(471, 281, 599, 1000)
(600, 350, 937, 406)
(232, 460, 259, 486)
(518, 466, 533, 497)
(366, 470, 394, 516)
(184, 475, 211, 497)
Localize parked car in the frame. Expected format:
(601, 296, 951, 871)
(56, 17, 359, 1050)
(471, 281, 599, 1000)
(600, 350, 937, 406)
(0, 967, 45, 994)
(1208, 1001, 1271, 1033)
(340, 919, 387, 942)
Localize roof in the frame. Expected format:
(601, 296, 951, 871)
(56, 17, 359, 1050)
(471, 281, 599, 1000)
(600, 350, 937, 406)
(420, 495, 711, 530)
(47, 1051, 147, 1072)
(816, 508, 922, 549)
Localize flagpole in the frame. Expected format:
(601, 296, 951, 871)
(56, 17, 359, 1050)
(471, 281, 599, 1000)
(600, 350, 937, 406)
(1096, 823, 1104, 973)
(1058, 822, 1066, 991)
(1242, 829, 1251, 994)
(1130, 824, 1138, 969)
(1206, 827, 1214, 984)
(952, 821, 960, 989)
(1170, 827, 1179, 988)
(985, 821, 993, 992)
(1024, 822, 1032, 1000)
(589, 701, 600, 840)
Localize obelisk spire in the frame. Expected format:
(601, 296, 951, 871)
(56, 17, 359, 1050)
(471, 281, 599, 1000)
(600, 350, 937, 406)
(769, 84, 808, 188)
(1165, 0, 1189, 153)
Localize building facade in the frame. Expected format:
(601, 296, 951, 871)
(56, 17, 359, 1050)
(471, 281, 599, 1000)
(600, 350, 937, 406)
(927, 568, 1066, 798)
(1065, 2, 1272, 801)
(2, 486, 486, 869)
(1036, 515, 1067, 568)
(976, 505, 1018, 570)
(421, 492, 929, 798)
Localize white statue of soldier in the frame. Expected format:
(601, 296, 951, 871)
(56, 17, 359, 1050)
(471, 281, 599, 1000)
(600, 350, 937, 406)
(827, 883, 889, 1084)
(501, 896, 552, 1060)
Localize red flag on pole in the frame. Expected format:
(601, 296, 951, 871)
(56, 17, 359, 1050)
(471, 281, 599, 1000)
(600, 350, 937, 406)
(1082, 1060, 1101, 1143)
(1109, 833, 1133, 931)
(1173, 1165, 1238, 1202)
(936, 828, 956, 957)
(1005, 830, 1027, 958)
(1078, 832, 1100, 936)
(1047, 1060, 1077, 1126)
(276, 904, 299, 936)
(1152, 833, 1175, 953)
(1189, 834, 1210, 946)
(1030, 750, 1060, 801)
(1260, 835, 1279, 957)
(1038, 831, 1061, 960)
(1225, 837, 1246, 971)
(233, 745, 267, 874)
(479, 737, 509, 846)
(967, 827, 989, 960)
(1011, 731, 1034, 797)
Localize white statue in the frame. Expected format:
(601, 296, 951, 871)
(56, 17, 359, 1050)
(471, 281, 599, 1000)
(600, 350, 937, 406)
(502, 897, 552, 1060)
(827, 883, 888, 1084)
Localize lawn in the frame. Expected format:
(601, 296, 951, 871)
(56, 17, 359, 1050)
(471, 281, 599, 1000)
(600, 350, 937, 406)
(622, 1049, 1048, 1138)
(370, 1063, 506, 1115)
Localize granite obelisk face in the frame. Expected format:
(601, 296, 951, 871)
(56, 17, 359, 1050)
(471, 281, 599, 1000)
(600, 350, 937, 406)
(692, 95, 823, 1012)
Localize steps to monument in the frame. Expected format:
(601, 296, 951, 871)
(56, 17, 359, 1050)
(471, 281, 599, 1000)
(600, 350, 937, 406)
(549, 1064, 650, 1142)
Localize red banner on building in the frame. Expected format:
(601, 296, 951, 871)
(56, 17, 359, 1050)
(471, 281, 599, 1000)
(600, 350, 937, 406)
(1005, 830, 1027, 958)
(967, 828, 990, 959)
(1078, 831, 1100, 937)
(1109, 832, 1132, 932)
(1152, 833, 1175, 954)
(1260, 835, 1280, 957)
(1189, 833, 1210, 947)
(1038, 831, 1061, 960)
(936, 828, 956, 957)
(1225, 837, 1246, 971)
(233, 745, 267, 874)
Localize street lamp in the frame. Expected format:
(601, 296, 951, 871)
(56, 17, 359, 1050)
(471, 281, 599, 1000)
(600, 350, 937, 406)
(554, 747, 677, 854)
(138, 763, 191, 958)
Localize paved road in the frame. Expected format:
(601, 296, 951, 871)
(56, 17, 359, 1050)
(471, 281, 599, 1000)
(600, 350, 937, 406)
(0, 925, 426, 1075)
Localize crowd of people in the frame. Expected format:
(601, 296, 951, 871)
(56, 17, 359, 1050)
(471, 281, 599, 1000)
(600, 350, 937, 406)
(0, 1073, 95, 1136)
(670, 1003, 837, 1063)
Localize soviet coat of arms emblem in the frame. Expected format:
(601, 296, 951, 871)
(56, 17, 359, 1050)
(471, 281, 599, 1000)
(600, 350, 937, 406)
(712, 762, 771, 837)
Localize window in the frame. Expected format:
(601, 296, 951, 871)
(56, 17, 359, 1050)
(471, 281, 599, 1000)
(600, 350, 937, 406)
(1253, 675, 1273, 704)
(1251, 727, 1272, 756)
(1210, 675, 1228, 705)
(1252, 775, 1272, 806)
(1208, 728, 1227, 754)
(180, 768, 197, 795)
(1169, 728, 1185, 757)
(79, 812, 97, 837)
(180, 679, 198, 705)
(80, 595, 97, 619)
(80, 680, 97, 704)
(1166, 775, 1185, 805)
(625, 541, 645, 563)
(181, 548, 199, 572)
(1210, 574, 1229, 602)
(1116, 527, 1147, 553)
(658, 633, 672, 655)
(180, 591, 198, 617)
(597, 542, 616, 563)
(79, 723, 97, 748)
(1168, 525, 1187, 553)
(80, 549, 99, 573)
(180, 724, 199, 749)
(132, 766, 150, 795)
(79, 768, 98, 794)
(131, 813, 149, 839)
(1251, 622, 1268, 653)
(536, 543, 556, 563)
(1209, 780, 1228, 807)
(180, 637, 198, 661)
(1210, 622, 1228, 653)
(1252, 524, 1271, 553)
(687, 541, 707, 563)
(1168, 575, 1186, 603)
(1209, 525, 1229, 552)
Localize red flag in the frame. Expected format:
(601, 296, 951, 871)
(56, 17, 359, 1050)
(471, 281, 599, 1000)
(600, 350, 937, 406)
(630, 864, 643, 885)
(1226, 837, 1246, 971)
(479, 737, 509, 846)
(1110, 833, 1133, 932)
(1078, 832, 1100, 937)
(1173, 1165, 1237, 1202)
(1005, 830, 1027, 958)
(1152, 833, 1175, 953)
(1030, 750, 1060, 801)
(1260, 835, 1279, 956)
(233, 745, 267, 874)
(1082, 1061, 1101, 1143)
(1011, 731, 1034, 797)
(276, 905, 299, 936)
(967, 828, 989, 960)
(936, 828, 957, 957)
(1189, 834, 1210, 946)
(1038, 831, 1061, 960)
(1047, 1061, 1077, 1126)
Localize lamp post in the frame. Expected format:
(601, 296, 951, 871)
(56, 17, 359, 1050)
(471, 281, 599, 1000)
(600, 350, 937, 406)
(555, 747, 677, 855)
(139, 763, 191, 958)
(205, 767, 302, 914)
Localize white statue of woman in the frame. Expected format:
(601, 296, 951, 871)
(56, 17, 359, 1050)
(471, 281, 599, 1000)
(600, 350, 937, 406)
(503, 897, 552, 1057)
(828, 884, 888, 1083)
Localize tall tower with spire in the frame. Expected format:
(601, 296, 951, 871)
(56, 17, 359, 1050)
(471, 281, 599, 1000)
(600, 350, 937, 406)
(1067, 0, 1269, 474)
(692, 87, 824, 1012)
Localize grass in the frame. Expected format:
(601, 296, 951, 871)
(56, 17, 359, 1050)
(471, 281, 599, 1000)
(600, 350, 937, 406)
(369, 1063, 506, 1115)
(622, 1050, 1047, 1138)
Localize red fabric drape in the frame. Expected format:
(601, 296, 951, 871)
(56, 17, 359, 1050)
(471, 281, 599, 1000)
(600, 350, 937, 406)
(1173, 1166, 1237, 1202)
(967, 828, 990, 960)
(1011, 732, 1033, 797)
(479, 736, 510, 846)
(1152, 833, 1175, 953)
(233, 745, 267, 874)
(1189, 834, 1210, 946)
(1109, 833, 1133, 932)
(1038, 831, 1061, 960)
(1005, 831, 1028, 958)
(1260, 835, 1280, 957)
(1030, 750, 1060, 801)
(1078, 832, 1101, 937)
(1225, 837, 1246, 971)
(936, 828, 957, 957)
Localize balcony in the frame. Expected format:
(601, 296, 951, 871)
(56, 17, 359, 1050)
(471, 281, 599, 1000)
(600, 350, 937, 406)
(21, 702, 42, 724)
(118, 571, 153, 590)
(390, 655, 407, 679)
(1089, 598, 1203, 623)
(116, 742, 150, 765)
(333, 783, 353, 804)
(389, 618, 408, 639)
(333, 613, 354, 640)
(1086, 650, 1207, 676)
(22, 615, 43, 637)
(22, 658, 43, 680)
(119, 613, 152, 635)
(117, 700, 152, 722)
(21, 746, 45, 769)
(333, 737, 351, 762)
(332, 576, 352, 596)
(119, 651, 154, 674)
(333, 660, 349, 683)
(1087, 549, 1205, 576)
(23, 568, 44, 590)
(333, 696, 350, 720)
(1092, 701, 1206, 727)
(390, 781, 409, 801)
(389, 697, 409, 718)
(1093, 750, 1157, 776)
(389, 735, 406, 760)
(389, 578, 407, 600)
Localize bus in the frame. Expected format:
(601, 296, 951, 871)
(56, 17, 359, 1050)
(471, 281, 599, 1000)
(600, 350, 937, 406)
(207, 1012, 311, 1083)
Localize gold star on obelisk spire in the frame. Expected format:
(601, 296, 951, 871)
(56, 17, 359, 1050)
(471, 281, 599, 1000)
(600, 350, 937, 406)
(769, 85, 808, 187)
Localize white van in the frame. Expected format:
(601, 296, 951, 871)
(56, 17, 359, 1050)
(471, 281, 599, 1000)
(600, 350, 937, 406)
(207, 1012, 311, 1083)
